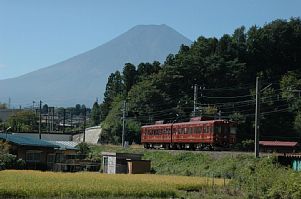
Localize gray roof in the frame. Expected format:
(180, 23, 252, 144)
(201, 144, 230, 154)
(47, 141, 78, 150)
(0, 133, 59, 148)
(101, 152, 143, 160)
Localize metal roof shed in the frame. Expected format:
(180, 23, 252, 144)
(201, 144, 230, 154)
(101, 152, 150, 174)
(259, 141, 299, 153)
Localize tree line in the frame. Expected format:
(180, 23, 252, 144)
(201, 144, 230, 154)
(91, 18, 301, 145)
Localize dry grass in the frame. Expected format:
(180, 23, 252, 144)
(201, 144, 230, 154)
(0, 170, 228, 198)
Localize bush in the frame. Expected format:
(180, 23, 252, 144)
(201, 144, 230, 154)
(0, 141, 25, 170)
(76, 142, 91, 155)
(0, 154, 25, 170)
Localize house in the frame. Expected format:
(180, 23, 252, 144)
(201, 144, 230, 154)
(101, 152, 151, 174)
(0, 133, 59, 170)
(0, 133, 101, 172)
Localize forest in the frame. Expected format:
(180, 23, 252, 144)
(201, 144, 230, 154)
(91, 18, 301, 145)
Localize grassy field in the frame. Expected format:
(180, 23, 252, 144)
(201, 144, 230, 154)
(89, 144, 301, 198)
(0, 170, 228, 198)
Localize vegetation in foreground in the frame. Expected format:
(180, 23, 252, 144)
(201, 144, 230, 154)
(0, 170, 228, 199)
(90, 144, 301, 199)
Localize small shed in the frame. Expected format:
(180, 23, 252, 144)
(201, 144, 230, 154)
(259, 141, 299, 153)
(101, 152, 151, 174)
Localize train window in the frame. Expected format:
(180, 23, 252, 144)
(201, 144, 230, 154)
(210, 126, 213, 133)
(230, 127, 237, 134)
(204, 126, 207, 133)
(187, 128, 190, 134)
(184, 128, 187, 134)
(198, 127, 202, 134)
(167, 129, 170, 134)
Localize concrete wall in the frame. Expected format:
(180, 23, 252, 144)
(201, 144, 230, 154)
(72, 126, 101, 144)
(11, 125, 101, 143)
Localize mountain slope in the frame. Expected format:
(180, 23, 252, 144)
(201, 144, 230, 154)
(0, 24, 192, 107)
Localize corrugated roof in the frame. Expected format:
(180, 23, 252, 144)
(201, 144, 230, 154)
(259, 141, 299, 147)
(0, 133, 59, 148)
(47, 141, 78, 150)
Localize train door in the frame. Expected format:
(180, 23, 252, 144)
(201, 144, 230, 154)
(229, 123, 237, 145)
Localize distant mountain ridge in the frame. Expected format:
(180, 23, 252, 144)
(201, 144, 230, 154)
(0, 24, 192, 107)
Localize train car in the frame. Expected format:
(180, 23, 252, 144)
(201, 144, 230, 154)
(141, 117, 236, 150)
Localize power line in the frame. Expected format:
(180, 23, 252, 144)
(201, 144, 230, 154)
(202, 94, 254, 99)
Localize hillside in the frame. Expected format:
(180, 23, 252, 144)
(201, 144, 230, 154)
(0, 24, 192, 107)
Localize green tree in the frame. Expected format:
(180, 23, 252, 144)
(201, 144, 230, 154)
(0, 103, 7, 109)
(91, 101, 101, 126)
(101, 96, 123, 144)
(7, 111, 38, 132)
(122, 63, 137, 94)
(42, 104, 48, 114)
(100, 71, 124, 120)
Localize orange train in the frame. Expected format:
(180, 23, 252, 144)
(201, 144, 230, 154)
(141, 117, 237, 150)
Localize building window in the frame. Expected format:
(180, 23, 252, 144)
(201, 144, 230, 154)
(26, 151, 42, 163)
(47, 154, 55, 163)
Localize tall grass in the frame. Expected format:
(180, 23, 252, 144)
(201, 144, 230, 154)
(0, 170, 227, 198)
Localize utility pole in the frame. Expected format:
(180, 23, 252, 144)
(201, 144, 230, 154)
(45, 111, 48, 133)
(47, 107, 50, 133)
(63, 108, 66, 134)
(200, 86, 205, 117)
(50, 107, 54, 132)
(83, 108, 86, 142)
(193, 84, 198, 117)
(39, 100, 42, 139)
(32, 101, 36, 111)
(8, 97, 11, 109)
(122, 100, 126, 147)
(70, 112, 73, 130)
(255, 77, 261, 158)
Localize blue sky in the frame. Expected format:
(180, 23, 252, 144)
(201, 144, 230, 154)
(0, 0, 300, 80)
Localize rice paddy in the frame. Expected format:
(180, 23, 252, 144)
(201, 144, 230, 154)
(0, 170, 228, 198)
